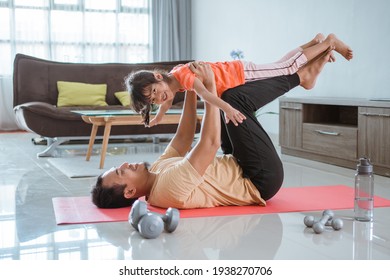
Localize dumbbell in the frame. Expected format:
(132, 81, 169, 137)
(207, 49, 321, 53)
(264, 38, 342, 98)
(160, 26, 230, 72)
(129, 200, 180, 239)
(304, 210, 344, 234)
(330, 218, 343, 231)
(312, 210, 334, 234)
(304, 215, 332, 227)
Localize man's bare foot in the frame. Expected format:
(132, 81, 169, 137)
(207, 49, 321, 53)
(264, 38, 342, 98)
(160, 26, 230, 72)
(298, 47, 333, 90)
(301, 33, 325, 49)
(326, 33, 353, 60)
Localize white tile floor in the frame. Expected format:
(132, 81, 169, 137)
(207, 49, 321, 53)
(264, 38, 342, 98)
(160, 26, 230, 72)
(0, 132, 389, 261)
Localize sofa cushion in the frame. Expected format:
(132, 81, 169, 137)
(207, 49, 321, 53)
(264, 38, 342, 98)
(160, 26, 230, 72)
(57, 81, 108, 107)
(114, 91, 131, 107)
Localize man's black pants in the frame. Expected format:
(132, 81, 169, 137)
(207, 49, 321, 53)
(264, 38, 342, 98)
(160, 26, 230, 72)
(220, 74, 300, 200)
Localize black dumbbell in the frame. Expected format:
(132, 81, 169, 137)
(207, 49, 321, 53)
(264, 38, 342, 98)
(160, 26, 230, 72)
(129, 200, 180, 239)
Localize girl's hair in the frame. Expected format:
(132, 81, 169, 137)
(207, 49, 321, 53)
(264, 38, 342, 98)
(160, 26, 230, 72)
(125, 69, 170, 126)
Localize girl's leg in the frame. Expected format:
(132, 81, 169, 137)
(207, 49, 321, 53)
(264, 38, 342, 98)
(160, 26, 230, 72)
(220, 74, 300, 200)
(275, 33, 324, 63)
(302, 33, 353, 61)
(274, 47, 303, 63)
(299, 33, 336, 62)
(243, 52, 308, 82)
(299, 33, 325, 50)
(243, 33, 351, 82)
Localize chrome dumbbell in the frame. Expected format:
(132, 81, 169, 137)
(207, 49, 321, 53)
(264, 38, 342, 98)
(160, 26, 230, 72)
(304, 210, 343, 234)
(312, 210, 334, 234)
(304, 215, 332, 228)
(129, 200, 180, 239)
(330, 218, 343, 231)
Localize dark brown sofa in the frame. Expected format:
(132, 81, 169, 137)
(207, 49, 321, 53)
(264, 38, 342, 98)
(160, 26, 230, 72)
(13, 54, 198, 156)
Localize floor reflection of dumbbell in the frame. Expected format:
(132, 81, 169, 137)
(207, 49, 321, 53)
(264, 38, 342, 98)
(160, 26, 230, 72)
(304, 210, 343, 234)
(129, 200, 180, 239)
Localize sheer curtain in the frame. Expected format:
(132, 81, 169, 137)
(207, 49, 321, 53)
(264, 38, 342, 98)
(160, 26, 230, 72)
(151, 0, 191, 61)
(0, 76, 15, 130)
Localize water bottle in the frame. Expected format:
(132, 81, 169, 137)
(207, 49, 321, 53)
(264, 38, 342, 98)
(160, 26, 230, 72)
(354, 157, 374, 221)
(353, 221, 373, 259)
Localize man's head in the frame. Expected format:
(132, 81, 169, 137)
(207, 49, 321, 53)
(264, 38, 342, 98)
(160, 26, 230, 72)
(91, 162, 151, 208)
(125, 70, 171, 126)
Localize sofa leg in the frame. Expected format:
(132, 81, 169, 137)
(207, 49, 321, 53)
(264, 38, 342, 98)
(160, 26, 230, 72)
(37, 137, 70, 157)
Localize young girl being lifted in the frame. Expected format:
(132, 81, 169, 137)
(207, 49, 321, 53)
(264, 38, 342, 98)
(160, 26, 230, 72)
(126, 33, 353, 127)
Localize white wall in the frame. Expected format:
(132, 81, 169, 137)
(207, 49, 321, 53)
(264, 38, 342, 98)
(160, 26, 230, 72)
(191, 0, 390, 135)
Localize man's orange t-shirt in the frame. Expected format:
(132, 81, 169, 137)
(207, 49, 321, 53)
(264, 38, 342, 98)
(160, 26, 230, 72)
(147, 145, 265, 209)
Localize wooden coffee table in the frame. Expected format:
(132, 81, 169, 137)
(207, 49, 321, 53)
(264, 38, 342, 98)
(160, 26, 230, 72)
(73, 109, 202, 169)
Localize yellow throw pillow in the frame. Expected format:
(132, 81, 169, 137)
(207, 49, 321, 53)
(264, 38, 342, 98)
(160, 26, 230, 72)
(114, 91, 131, 107)
(57, 81, 108, 107)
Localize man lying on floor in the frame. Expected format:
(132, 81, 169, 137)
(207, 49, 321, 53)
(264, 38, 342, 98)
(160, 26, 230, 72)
(91, 49, 333, 209)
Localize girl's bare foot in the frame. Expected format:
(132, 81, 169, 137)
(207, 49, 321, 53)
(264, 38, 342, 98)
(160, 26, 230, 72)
(298, 48, 333, 90)
(314, 33, 325, 43)
(326, 33, 353, 60)
(301, 33, 325, 49)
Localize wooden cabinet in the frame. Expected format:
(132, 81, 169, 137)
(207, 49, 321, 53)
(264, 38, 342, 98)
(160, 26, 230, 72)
(358, 107, 390, 176)
(279, 97, 390, 177)
(279, 102, 302, 149)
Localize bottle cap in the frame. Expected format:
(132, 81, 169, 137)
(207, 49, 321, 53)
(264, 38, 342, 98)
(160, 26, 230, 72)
(357, 157, 373, 174)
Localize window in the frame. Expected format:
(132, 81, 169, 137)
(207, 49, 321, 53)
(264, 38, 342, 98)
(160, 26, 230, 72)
(0, 0, 151, 76)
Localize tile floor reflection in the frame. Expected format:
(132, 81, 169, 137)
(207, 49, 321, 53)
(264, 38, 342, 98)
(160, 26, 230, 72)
(0, 132, 389, 260)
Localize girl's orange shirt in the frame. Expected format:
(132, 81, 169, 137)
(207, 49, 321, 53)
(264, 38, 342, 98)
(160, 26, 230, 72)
(170, 60, 245, 97)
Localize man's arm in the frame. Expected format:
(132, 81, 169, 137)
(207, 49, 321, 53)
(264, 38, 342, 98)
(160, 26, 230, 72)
(193, 78, 246, 126)
(168, 90, 198, 157)
(186, 63, 220, 176)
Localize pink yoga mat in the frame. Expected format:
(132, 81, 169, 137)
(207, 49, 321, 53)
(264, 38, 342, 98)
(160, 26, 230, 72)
(52, 185, 390, 225)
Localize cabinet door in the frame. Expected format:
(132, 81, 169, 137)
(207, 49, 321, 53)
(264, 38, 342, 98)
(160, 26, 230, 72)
(303, 123, 357, 159)
(279, 102, 302, 149)
(358, 107, 390, 167)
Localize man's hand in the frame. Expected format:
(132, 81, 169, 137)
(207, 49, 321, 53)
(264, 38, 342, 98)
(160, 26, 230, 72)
(188, 61, 214, 87)
(189, 61, 246, 126)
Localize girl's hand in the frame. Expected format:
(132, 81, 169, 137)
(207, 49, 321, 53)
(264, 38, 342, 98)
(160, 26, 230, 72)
(224, 105, 246, 126)
(149, 115, 162, 127)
